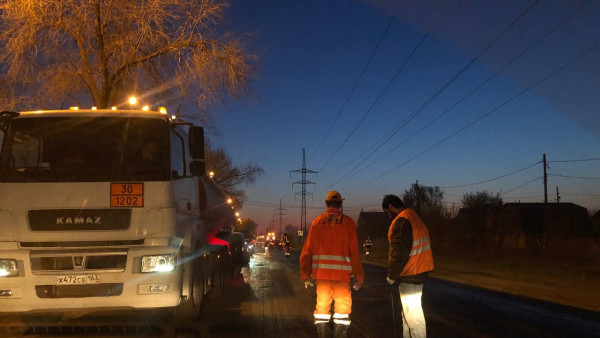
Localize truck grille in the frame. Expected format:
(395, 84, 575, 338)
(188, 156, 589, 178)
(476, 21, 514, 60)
(30, 250, 127, 273)
(35, 284, 123, 298)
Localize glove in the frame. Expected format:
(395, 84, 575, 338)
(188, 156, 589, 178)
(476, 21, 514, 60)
(386, 276, 395, 285)
(304, 279, 314, 289)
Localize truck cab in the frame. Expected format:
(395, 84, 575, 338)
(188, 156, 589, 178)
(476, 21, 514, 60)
(0, 108, 233, 319)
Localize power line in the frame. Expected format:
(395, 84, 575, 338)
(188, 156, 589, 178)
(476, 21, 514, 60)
(438, 161, 541, 188)
(318, 6, 456, 181)
(244, 200, 367, 211)
(548, 167, 599, 198)
(548, 174, 600, 180)
(345, 43, 600, 193)
(308, 2, 403, 164)
(321, 0, 542, 189)
(502, 195, 544, 199)
(325, 1, 591, 186)
(562, 193, 600, 197)
(317, 0, 453, 172)
(547, 157, 600, 163)
(500, 176, 543, 196)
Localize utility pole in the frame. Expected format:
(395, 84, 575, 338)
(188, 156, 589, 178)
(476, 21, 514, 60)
(290, 149, 318, 237)
(274, 199, 286, 234)
(543, 153, 548, 204)
(415, 179, 421, 211)
(556, 186, 560, 203)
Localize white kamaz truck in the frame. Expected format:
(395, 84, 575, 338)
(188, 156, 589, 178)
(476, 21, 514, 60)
(0, 108, 233, 320)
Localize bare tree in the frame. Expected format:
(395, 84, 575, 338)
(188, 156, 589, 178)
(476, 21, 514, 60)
(235, 218, 258, 236)
(403, 181, 444, 216)
(205, 145, 264, 209)
(461, 190, 503, 209)
(0, 0, 254, 111)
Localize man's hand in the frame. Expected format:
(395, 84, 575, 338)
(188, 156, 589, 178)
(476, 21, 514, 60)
(304, 279, 314, 289)
(386, 276, 395, 285)
(352, 281, 361, 291)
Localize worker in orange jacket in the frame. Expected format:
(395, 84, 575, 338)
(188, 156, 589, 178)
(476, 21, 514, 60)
(300, 191, 364, 338)
(382, 194, 434, 338)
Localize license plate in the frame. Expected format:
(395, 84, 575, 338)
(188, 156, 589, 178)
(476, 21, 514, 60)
(56, 274, 101, 285)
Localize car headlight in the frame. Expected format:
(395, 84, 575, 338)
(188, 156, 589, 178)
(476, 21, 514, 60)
(141, 255, 176, 273)
(0, 259, 18, 277)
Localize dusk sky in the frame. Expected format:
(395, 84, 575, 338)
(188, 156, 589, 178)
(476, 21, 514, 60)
(210, 0, 600, 233)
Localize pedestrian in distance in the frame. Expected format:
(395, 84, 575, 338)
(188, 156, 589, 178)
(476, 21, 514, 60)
(363, 236, 373, 256)
(281, 232, 291, 257)
(382, 194, 434, 338)
(300, 191, 364, 338)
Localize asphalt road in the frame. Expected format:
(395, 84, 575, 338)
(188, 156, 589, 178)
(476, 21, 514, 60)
(2, 248, 598, 338)
(196, 248, 599, 338)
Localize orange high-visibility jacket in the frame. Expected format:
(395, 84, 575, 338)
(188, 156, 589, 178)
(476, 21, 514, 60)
(389, 208, 434, 277)
(300, 208, 364, 283)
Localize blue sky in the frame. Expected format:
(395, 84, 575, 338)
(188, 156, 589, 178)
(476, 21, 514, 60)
(211, 0, 600, 232)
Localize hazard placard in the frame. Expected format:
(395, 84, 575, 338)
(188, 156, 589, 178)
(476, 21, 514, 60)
(110, 183, 144, 207)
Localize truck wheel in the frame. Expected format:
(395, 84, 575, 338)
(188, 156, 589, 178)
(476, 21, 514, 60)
(172, 256, 205, 321)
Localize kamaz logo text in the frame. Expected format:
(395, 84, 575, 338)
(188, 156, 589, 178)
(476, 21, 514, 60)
(56, 217, 102, 225)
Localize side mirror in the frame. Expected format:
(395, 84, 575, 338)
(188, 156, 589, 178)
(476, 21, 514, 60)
(189, 126, 205, 160)
(190, 160, 206, 177)
(0, 111, 19, 132)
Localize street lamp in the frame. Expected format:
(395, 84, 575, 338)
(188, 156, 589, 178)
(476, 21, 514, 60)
(209, 171, 215, 178)
(128, 96, 137, 105)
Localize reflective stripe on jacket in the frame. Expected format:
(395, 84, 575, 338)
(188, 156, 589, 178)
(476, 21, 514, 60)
(388, 208, 434, 277)
(300, 208, 364, 283)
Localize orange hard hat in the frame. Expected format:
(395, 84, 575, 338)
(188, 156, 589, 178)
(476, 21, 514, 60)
(325, 190, 344, 202)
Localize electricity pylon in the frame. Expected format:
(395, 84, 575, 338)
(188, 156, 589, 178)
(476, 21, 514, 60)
(290, 148, 318, 236)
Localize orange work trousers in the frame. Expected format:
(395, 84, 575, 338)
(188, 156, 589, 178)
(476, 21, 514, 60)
(314, 280, 352, 315)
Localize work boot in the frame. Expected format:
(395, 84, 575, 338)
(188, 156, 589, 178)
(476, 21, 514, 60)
(315, 322, 332, 338)
(333, 323, 349, 338)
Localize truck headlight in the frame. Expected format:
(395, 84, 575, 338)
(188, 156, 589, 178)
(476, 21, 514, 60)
(0, 259, 18, 277)
(141, 255, 176, 273)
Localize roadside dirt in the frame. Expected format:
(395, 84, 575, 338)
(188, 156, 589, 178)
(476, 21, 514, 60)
(362, 252, 600, 312)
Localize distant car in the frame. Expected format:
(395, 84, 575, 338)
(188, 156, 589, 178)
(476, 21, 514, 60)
(216, 231, 250, 264)
(245, 238, 255, 256)
(268, 239, 282, 250)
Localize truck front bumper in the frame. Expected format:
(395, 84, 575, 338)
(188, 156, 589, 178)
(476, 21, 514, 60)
(0, 246, 183, 313)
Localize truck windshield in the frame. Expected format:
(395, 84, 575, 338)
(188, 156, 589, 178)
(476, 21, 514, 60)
(0, 116, 170, 182)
